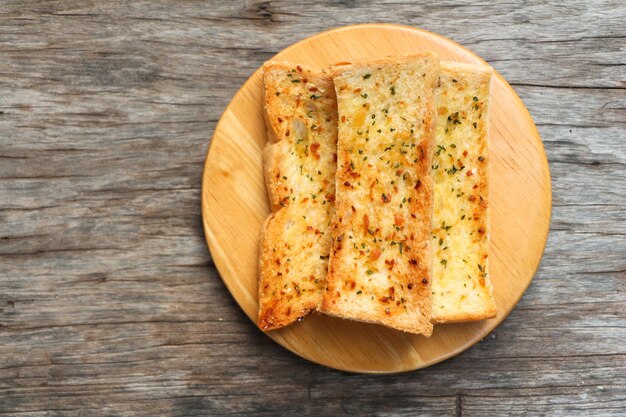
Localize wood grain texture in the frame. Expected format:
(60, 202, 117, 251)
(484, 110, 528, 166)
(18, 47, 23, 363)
(202, 24, 551, 371)
(0, 0, 624, 415)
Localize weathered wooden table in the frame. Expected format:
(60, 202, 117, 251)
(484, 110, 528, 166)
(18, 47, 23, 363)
(1, 1, 624, 416)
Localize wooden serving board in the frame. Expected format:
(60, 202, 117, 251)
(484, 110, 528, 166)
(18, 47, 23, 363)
(202, 24, 551, 373)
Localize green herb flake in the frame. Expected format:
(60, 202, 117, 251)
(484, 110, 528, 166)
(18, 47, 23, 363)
(446, 165, 459, 175)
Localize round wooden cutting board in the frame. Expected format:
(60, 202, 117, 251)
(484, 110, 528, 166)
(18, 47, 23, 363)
(202, 24, 551, 373)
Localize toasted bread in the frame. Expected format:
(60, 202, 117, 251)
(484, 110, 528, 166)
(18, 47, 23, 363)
(430, 61, 497, 323)
(258, 62, 338, 330)
(322, 53, 439, 335)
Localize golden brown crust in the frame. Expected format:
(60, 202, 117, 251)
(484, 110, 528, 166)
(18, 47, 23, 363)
(322, 52, 439, 336)
(430, 61, 496, 323)
(329, 53, 438, 77)
(431, 308, 496, 324)
(258, 62, 337, 331)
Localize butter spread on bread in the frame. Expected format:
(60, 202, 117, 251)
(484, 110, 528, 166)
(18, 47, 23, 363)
(258, 62, 337, 330)
(322, 53, 439, 336)
(431, 61, 497, 323)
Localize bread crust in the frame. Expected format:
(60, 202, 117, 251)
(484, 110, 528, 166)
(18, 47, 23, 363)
(430, 61, 496, 323)
(322, 53, 439, 335)
(258, 62, 337, 330)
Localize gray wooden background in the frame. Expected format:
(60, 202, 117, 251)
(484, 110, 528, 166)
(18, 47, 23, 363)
(1, 1, 624, 416)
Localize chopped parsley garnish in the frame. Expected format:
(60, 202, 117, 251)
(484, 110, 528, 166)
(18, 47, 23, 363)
(446, 165, 459, 175)
(448, 112, 461, 125)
